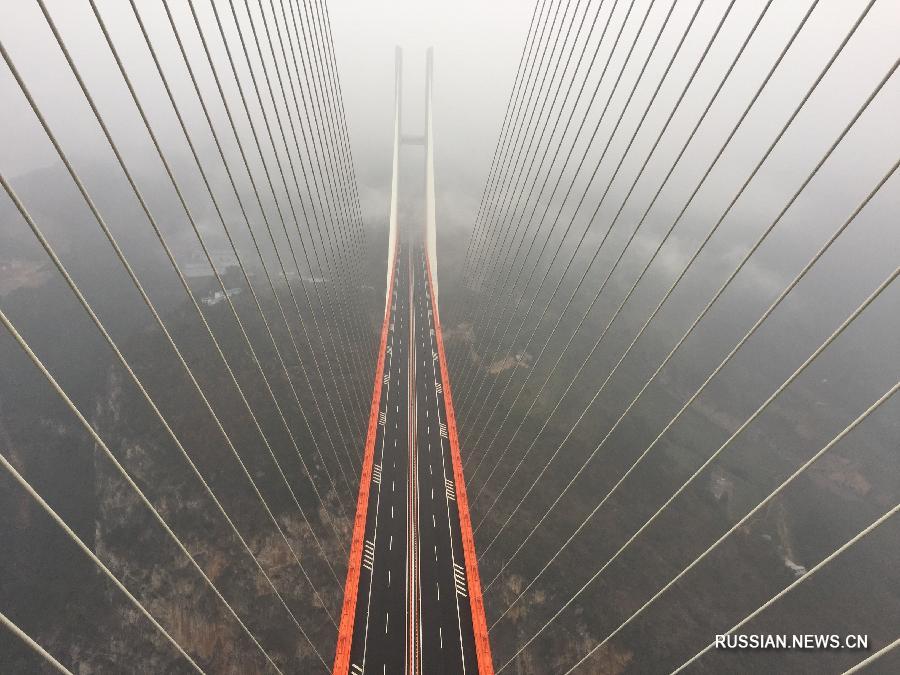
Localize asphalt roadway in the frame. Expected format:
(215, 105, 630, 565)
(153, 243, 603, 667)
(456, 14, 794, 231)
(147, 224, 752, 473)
(347, 236, 478, 675)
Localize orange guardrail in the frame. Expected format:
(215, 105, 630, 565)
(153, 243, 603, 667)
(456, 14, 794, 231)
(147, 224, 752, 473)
(425, 255, 495, 675)
(333, 249, 397, 675)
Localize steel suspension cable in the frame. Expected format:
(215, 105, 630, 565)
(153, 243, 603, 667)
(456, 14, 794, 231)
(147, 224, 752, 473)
(450, 0, 580, 386)
(119, 0, 354, 540)
(453, 0, 556, 300)
(475, 0, 844, 560)
(673, 445, 900, 673)
(456, 0, 681, 417)
(486, 134, 897, 625)
(452, 0, 623, 391)
(159, 0, 358, 510)
(221, 0, 369, 423)
(298, 0, 374, 378)
(301, 0, 378, 397)
(0, 435, 205, 673)
(5, 11, 347, 655)
(447, 0, 543, 331)
(447, 0, 564, 371)
(459, 0, 660, 446)
(76, 0, 350, 578)
(286, 0, 377, 444)
(243, 0, 368, 447)
(450, 0, 608, 411)
(174, 0, 361, 481)
(456, 0, 635, 434)
(465, 0, 715, 480)
(217, 0, 368, 427)
(454, 0, 649, 411)
(272, 0, 370, 420)
(269, 0, 371, 387)
(310, 0, 380, 369)
(293, 0, 373, 367)
(564, 378, 899, 673)
(471, 0, 772, 526)
(286, 0, 363, 340)
(0, 611, 74, 674)
(496, 252, 899, 671)
(265, 0, 369, 456)
(458, 0, 581, 313)
(295, 0, 379, 413)
(452, 0, 600, 406)
(842, 637, 900, 674)
(0, 290, 279, 673)
(210, 0, 364, 481)
(2, 174, 330, 666)
(452, 0, 545, 287)
(3, 11, 345, 614)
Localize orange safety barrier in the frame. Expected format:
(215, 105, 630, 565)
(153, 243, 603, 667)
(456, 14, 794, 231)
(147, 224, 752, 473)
(425, 255, 495, 675)
(333, 249, 397, 675)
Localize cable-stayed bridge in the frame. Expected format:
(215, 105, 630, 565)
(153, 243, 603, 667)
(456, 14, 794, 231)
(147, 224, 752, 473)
(333, 48, 492, 675)
(1, 0, 898, 674)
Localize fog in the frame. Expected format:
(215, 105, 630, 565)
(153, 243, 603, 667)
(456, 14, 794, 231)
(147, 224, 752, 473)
(1, 0, 899, 672)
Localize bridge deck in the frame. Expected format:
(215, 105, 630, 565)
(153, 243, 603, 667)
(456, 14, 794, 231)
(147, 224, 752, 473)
(334, 236, 489, 674)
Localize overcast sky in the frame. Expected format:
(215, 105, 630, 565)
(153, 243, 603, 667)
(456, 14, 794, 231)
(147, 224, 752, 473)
(1, 0, 897, 289)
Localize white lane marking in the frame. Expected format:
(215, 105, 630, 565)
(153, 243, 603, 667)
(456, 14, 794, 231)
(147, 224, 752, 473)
(389, 535, 393, 551)
(432, 514, 436, 528)
(361, 320, 394, 672)
(424, 295, 469, 673)
(454, 563, 468, 597)
(385, 612, 389, 634)
(363, 539, 376, 571)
